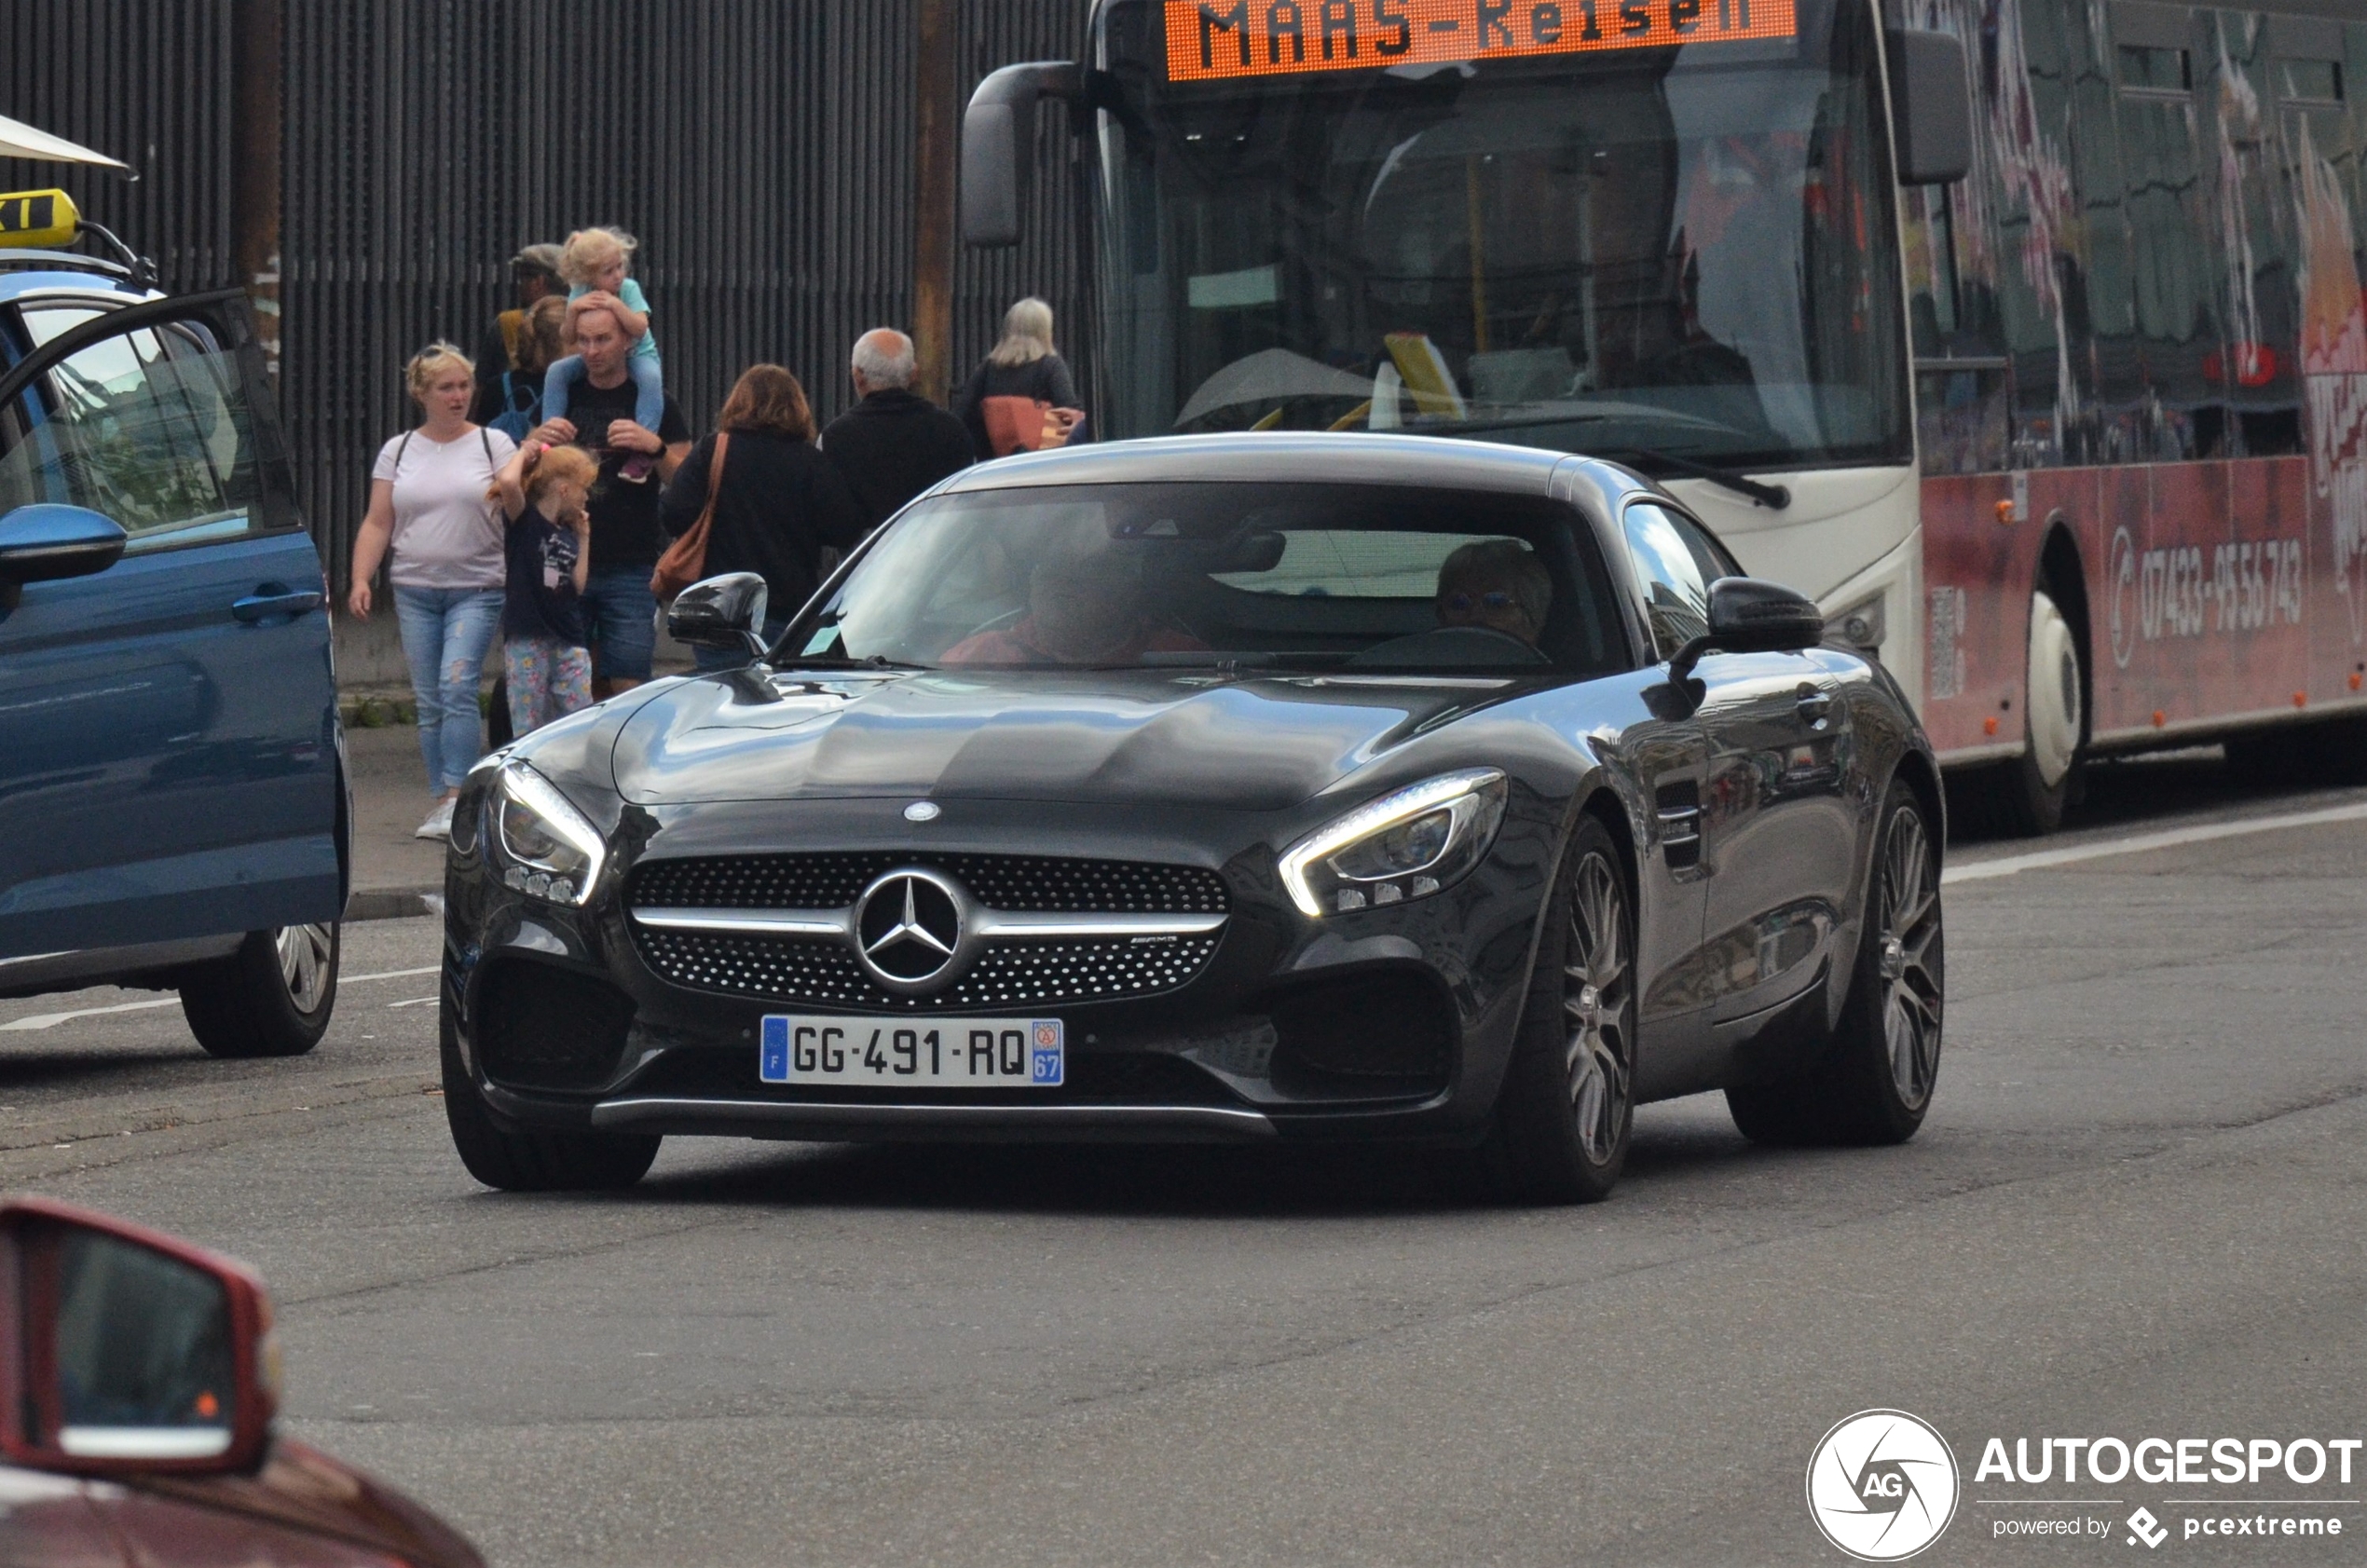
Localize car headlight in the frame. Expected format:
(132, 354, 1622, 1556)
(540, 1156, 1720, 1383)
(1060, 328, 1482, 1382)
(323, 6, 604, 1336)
(1278, 769, 1508, 918)
(491, 761, 607, 906)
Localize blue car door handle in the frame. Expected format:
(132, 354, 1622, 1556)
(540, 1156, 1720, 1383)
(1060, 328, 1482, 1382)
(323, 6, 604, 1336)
(231, 585, 324, 623)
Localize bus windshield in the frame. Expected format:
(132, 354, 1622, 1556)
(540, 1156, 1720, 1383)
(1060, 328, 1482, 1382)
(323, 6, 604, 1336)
(1093, 0, 1908, 472)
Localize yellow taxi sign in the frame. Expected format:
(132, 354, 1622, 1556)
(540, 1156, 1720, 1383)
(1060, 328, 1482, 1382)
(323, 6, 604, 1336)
(0, 189, 81, 250)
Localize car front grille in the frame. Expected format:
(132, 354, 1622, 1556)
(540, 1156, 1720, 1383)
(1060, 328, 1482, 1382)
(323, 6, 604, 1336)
(630, 853, 1228, 916)
(626, 852, 1231, 1011)
(635, 927, 1224, 1011)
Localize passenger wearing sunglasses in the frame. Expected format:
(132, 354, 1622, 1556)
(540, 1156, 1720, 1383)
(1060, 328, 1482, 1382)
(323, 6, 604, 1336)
(1434, 538, 1553, 650)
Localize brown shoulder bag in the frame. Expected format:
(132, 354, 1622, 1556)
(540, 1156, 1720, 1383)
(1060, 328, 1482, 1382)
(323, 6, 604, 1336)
(650, 430, 728, 598)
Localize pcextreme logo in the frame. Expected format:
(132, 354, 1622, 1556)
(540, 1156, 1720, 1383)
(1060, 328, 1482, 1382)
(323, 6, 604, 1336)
(1807, 1409, 1962, 1561)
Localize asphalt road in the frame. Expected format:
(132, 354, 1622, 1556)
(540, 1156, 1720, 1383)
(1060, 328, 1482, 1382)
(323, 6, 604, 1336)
(4, 753, 2364, 1567)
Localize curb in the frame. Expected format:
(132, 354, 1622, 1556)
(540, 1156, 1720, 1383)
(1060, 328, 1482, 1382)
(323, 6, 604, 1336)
(345, 888, 442, 923)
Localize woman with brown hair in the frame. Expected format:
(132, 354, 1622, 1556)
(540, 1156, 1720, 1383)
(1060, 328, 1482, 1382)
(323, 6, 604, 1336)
(659, 364, 867, 669)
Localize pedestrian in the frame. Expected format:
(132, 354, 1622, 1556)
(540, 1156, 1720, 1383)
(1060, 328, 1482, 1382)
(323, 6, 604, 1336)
(472, 244, 564, 425)
(954, 297, 1085, 460)
(487, 442, 598, 736)
(541, 226, 665, 482)
(486, 295, 568, 443)
(817, 328, 973, 529)
(347, 343, 517, 839)
(524, 304, 691, 696)
(660, 364, 867, 672)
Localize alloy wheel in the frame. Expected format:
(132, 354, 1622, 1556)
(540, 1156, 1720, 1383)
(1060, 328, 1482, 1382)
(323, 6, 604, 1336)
(1877, 810, 1943, 1108)
(1562, 852, 1633, 1163)
(276, 923, 335, 1015)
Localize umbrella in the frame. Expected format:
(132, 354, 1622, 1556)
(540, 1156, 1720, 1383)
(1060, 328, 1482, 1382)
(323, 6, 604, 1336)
(1175, 348, 1375, 428)
(0, 113, 128, 171)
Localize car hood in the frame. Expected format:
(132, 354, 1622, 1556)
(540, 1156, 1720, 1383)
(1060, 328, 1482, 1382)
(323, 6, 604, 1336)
(610, 668, 1524, 811)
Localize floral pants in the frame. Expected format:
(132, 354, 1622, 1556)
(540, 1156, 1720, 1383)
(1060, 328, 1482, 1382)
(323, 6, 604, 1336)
(504, 635, 593, 737)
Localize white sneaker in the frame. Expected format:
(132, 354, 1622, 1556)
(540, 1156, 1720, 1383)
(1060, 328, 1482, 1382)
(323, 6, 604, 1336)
(415, 798, 456, 840)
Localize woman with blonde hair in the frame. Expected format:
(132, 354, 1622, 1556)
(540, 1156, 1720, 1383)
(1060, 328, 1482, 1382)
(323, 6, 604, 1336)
(659, 364, 865, 671)
(955, 296, 1085, 459)
(348, 342, 518, 839)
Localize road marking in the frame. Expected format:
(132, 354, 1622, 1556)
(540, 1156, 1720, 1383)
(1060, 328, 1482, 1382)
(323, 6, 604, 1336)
(0, 965, 441, 1032)
(1945, 801, 2367, 885)
(387, 996, 440, 1009)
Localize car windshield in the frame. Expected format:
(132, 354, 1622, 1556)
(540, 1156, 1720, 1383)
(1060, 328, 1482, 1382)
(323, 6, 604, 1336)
(1091, 0, 1907, 470)
(781, 481, 1626, 675)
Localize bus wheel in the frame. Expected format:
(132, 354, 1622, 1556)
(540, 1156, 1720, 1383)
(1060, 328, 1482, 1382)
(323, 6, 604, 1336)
(1953, 588, 2085, 838)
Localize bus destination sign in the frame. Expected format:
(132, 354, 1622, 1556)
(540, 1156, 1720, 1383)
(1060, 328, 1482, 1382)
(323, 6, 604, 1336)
(1166, 0, 1798, 81)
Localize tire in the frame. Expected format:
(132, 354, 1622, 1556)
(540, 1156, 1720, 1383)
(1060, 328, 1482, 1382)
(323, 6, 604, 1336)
(179, 923, 338, 1058)
(1951, 588, 2084, 838)
(1727, 780, 1945, 1146)
(440, 1003, 659, 1192)
(1479, 816, 1636, 1204)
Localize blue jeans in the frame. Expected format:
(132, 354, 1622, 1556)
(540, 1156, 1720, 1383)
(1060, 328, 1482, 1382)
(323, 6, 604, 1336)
(693, 617, 792, 673)
(392, 585, 504, 792)
(543, 353, 664, 433)
(578, 564, 659, 683)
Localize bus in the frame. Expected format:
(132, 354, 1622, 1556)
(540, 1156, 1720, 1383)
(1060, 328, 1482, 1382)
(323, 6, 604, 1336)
(961, 0, 2367, 834)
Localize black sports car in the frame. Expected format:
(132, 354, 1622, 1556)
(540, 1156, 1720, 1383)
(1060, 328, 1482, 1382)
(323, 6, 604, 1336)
(438, 434, 1943, 1202)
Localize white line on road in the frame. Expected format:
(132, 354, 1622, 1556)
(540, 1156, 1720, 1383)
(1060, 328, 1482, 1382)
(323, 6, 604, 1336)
(0, 965, 442, 1032)
(1945, 801, 2367, 885)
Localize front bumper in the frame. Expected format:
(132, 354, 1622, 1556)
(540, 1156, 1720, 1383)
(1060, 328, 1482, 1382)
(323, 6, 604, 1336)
(442, 793, 1556, 1147)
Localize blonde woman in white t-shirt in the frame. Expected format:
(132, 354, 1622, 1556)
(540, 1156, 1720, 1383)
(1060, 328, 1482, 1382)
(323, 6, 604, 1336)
(348, 343, 518, 839)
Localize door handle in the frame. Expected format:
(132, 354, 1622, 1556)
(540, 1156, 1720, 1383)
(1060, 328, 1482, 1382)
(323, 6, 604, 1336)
(231, 586, 323, 624)
(1796, 691, 1834, 727)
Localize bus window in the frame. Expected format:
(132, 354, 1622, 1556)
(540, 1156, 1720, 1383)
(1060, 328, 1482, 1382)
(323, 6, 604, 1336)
(1094, 0, 1909, 474)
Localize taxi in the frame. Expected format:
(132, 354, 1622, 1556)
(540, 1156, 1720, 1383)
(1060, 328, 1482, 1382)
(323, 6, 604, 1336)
(0, 187, 346, 1057)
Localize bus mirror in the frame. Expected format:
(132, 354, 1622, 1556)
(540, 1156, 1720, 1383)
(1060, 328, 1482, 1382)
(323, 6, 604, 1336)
(1885, 30, 1972, 185)
(962, 61, 1080, 248)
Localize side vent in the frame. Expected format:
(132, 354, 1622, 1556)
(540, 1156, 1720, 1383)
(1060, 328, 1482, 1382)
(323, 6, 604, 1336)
(1655, 781, 1703, 870)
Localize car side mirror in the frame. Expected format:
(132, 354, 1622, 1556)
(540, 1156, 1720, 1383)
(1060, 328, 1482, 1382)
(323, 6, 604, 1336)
(0, 504, 128, 610)
(667, 572, 771, 656)
(1668, 577, 1826, 681)
(0, 1197, 277, 1479)
(961, 61, 1080, 248)
(1887, 29, 1972, 184)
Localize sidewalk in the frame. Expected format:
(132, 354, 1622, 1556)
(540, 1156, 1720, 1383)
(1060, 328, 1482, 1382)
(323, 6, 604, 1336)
(343, 719, 451, 921)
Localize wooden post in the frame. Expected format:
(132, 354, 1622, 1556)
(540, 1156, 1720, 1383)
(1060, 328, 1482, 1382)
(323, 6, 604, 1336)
(230, 0, 284, 389)
(913, 0, 958, 405)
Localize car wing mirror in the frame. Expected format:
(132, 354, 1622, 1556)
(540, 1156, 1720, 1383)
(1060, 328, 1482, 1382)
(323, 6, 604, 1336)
(0, 1197, 278, 1479)
(1667, 577, 1826, 681)
(0, 505, 127, 610)
(666, 572, 772, 657)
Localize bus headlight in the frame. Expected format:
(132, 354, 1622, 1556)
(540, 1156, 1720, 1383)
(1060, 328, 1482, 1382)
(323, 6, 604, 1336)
(1827, 592, 1886, 657)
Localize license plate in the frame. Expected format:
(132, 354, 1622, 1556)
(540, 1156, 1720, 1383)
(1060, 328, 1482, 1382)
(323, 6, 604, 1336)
(759, 1016, 1065, 1087)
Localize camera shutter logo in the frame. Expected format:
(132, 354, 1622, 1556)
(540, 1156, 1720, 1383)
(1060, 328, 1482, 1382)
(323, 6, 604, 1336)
(1806, 1410, 1960, 1561)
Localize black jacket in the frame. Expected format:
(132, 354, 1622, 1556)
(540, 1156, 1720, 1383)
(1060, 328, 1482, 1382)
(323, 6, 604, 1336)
(659, 429, 866, 620)
(818, 389, 975, 529)
(954, 353, 1081, 461)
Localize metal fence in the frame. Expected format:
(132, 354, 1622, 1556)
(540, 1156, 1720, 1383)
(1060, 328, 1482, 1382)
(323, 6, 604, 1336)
(7, 0, 1089, 590)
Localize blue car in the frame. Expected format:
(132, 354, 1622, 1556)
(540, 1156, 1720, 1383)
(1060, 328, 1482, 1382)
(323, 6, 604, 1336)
(0, 198, 345, 1057)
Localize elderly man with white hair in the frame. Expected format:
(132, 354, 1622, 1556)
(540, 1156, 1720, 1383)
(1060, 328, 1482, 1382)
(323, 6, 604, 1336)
(817, 327, 976, 530)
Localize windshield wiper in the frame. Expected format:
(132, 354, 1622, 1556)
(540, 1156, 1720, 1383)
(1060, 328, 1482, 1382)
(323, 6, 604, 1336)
(771, 653, 932, 672)
(1597, 446, 1791, 510)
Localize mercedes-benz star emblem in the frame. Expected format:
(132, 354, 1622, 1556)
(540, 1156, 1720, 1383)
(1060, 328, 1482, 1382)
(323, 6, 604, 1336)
(852, 868, 968, 991)
(903, 800, 941, 823)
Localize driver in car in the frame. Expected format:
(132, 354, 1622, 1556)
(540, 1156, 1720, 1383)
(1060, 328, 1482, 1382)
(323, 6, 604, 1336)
(942, 549, 1207, 665)
(1435, 539, 1552, 649)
